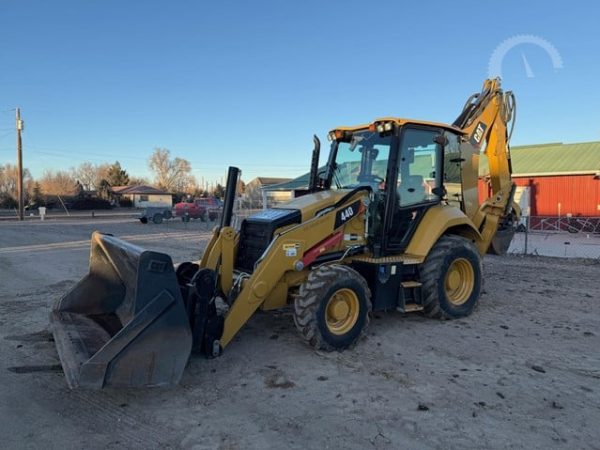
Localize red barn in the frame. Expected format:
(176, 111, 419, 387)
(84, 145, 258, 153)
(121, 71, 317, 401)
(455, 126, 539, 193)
(480, 141, 600, 217)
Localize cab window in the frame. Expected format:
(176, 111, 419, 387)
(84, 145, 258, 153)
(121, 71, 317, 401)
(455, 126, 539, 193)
(397, 128, 442, 207)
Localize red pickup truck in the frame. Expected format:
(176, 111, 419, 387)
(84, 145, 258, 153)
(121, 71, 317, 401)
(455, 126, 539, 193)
(173, 197, 222, 222)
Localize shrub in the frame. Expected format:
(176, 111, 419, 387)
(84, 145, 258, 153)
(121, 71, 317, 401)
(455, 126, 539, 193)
(0, 194, 18, 209)
(119, 197, 133, 207)
(70, 197, 112, 210)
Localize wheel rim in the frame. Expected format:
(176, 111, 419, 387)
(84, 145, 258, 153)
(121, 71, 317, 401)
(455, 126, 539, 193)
(325, 288, 359, 335)
(444, 258, 475, 306)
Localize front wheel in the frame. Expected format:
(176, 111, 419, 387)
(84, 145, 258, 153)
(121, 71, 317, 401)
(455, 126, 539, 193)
(420, 235, 482, 319)
(293, 265, 371, 351)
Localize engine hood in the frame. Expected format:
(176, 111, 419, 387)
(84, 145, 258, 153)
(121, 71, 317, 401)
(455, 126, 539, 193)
(274, 189, 354, 221)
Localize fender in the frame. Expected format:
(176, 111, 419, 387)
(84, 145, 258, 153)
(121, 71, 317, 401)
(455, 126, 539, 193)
(404, 204, 483, 261)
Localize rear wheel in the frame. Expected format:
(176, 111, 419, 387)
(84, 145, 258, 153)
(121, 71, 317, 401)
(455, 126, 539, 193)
(421, 235, 482, 319)
(293, 265, 371, 351)
(153, 213, 163, 224)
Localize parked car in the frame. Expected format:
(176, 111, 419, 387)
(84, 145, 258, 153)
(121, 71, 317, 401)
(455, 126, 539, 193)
(139, 206, 173, 224)
(173, 197, 222, 222)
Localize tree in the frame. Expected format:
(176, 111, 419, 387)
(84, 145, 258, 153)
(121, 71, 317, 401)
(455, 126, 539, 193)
(128, 175, 150, 186)
(72, 162, 110, 191)
(243, 180, 263, 208)
(237, 179, 246, 196)
(0, 163, 32, 201)
(97, 179, 112, 200)
(148, 148, 196, 193)
(72, 162, 96, 191)
(31, 182, 45, 206)
(213, 183, 225, 199)
(39, 170, 77, 196)
(105, 161, 129, 186)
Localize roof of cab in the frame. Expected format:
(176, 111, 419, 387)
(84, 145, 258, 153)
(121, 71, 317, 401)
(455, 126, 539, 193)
(331, 117, 465, 135)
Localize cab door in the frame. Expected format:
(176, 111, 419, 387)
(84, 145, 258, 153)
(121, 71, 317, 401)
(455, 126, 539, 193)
(382, 126, 444, 253)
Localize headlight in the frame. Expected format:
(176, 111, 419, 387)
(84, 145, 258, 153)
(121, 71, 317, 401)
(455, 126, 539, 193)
(384, 122, 393, 131)
(376, 124, 385, 133)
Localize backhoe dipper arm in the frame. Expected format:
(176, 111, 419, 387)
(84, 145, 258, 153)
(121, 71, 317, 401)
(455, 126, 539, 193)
(453, 78, 517, 253)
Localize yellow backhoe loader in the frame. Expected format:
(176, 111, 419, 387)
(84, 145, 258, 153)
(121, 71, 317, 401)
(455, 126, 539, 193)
(51, 78, 518, 388)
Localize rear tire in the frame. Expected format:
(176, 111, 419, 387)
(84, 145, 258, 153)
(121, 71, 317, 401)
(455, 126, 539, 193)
(420, 235, 482, 319)
(293, 264, 371, 351)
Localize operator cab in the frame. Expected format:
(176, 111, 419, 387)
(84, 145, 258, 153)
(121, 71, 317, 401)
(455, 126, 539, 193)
(324, 120, 463, 256)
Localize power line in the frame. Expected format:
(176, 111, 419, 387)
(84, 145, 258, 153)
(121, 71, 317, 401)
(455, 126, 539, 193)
(25, 145, 310, 168)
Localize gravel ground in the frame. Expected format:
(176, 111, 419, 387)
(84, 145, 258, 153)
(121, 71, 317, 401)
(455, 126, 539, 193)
(0, 218, 599, 449)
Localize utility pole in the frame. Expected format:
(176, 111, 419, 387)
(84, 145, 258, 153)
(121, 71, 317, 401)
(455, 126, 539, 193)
(16, 108, 24, 220)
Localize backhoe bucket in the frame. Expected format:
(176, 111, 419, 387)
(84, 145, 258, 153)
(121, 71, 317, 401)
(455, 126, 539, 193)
(50, 232, 192, 389)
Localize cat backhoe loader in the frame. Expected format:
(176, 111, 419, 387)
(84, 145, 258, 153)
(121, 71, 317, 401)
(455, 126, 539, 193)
(51, 78, 518, 388)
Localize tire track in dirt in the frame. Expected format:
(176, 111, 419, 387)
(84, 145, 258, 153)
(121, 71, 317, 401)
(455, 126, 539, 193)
(6, 346, 179, 449)
(1, 284, 181, 449)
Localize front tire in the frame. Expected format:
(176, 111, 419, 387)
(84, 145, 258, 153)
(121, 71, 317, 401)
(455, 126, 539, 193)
(421, 235, 482, 319)
(293, 265, 371, 351)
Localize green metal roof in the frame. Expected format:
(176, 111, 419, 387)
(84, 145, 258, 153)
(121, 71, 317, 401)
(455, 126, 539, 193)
(482, 141, 600, 176)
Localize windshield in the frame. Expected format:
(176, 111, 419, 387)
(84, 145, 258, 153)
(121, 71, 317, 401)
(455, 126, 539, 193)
(329, 131, 391, 190)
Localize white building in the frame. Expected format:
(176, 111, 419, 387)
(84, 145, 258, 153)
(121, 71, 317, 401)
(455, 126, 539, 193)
(111, 185, 173, 208)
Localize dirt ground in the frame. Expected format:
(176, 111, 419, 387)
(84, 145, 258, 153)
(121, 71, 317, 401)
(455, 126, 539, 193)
(0, 218, 599, 449)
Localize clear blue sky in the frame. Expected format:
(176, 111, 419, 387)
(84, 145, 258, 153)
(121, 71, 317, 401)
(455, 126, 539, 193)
(1, 0, 599, 184)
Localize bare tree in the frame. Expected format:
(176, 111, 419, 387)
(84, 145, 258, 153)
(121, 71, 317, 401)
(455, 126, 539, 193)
(39, 170, 77, 196)
(0, 163, 32, 200)
(72, 162, 111, 191)
(72, 162, 96, 191)
(128, 175, 150, 186)
(148, 148, 196, 192)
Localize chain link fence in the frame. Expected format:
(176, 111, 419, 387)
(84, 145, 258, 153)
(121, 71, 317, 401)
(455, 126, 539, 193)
(508, 216, 600, 260)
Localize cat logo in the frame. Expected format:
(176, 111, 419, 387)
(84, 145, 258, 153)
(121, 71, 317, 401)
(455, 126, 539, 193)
(469, 122, 487, 148)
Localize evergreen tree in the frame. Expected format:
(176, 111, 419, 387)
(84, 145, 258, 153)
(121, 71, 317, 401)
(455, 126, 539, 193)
(106, 161, 130, 186)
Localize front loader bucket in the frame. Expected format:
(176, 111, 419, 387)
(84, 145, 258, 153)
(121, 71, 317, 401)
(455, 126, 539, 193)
(50, 231, 192, 389)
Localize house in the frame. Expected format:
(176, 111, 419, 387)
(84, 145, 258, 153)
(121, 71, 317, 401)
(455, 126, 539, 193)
(261, 167, 327, 200)
(243, 177, 292, 208)
(111, 185, 173, 208)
